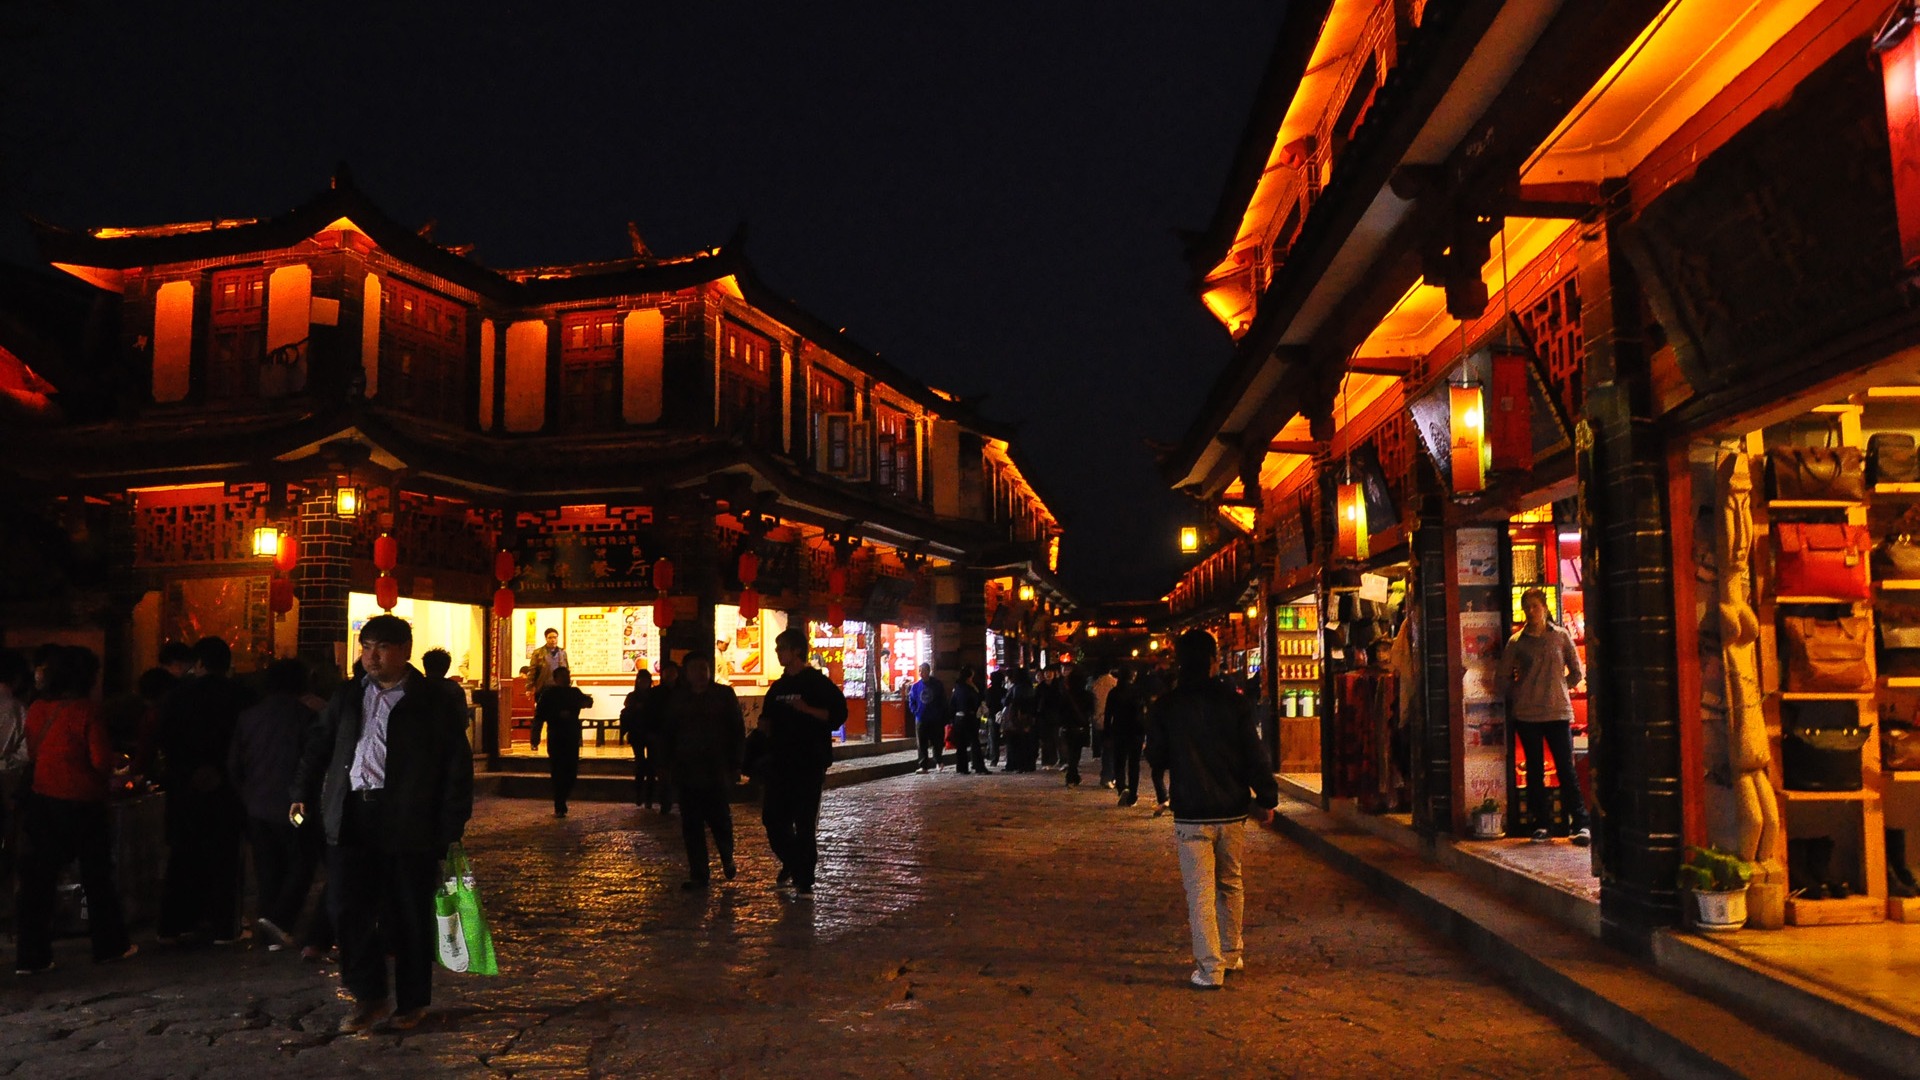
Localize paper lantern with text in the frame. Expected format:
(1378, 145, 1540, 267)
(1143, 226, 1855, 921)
(373, 533, 398, 572)
(494, 550, 517, 584)
(269, 578, 296, 614)
(652, 600, 676, 629)
(1336, 482, 1368, 560)
(1449, 384, 1487, 495)
(737, 550, 760, 586)
(1877, 4, 1920, 270)
(273, 535, 298, 574)
(1489, 351, 1532, 473)
(374, 575, 399, 611)
(493, 587, 515, 619)
(738, 586, 761, 621)
(652, 557, 675, 593)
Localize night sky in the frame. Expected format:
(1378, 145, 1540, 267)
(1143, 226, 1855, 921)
(1, 1, 1287, 602)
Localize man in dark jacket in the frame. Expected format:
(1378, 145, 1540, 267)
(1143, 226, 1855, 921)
(659, 653, 743, 889)
(949, 666, 987, 775)
(1145, 629, 1279, 990)
(290, 615, 473, 1034)
(639, 660, 680, 815)
(1106, 667, 1147, 806)
(228, 657, 319, 949)
(758, 628, 848, 895)
(157, 636, 256, 943)
(531, 667, 593, 817)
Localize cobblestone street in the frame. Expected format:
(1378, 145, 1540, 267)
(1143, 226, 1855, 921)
(1, 772, 1629, 1078)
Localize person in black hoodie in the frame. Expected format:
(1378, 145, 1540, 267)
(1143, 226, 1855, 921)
(619, 666, 658, 808)
(639, 660, 680, 814)
(1145, 629, 1279, 991)
(532, 667, 593, 817)
(156, 636, 256, 944)
(289, 615, 472, 1034)
(228, 658, 319, 949)
(758, 628, 847, 895)
(1106, 666, 1147, 807)
(659, 653, 744, 890)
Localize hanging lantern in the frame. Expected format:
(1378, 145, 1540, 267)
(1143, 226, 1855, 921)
(1877, 3, 1920, 270)
(492, 586, 516, 619)
(827, 565, 847, 595)
(373, 533, 398, 572)
(1489, 350, 1532, 473)
(1449, 384, 1487, 495)
(825, 600, 846, 626)
(652, 556, 675, 593)
(1018, 583, 1036, 602)
(738, 549, 760, 586)
(374, 575, 399, 611)
(251, 525, 281, 559)
(272, 533, 299, 574)
(269, 578, 296, 615)
(739, 586, 761, 621)
(334, 484, 362, 519)
(1336, 482, 1369, 560)
(652, 600, 676, 629)
(494, 549, 517, 584)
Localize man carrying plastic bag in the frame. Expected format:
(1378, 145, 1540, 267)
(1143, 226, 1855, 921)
(435, 843, 497, 976)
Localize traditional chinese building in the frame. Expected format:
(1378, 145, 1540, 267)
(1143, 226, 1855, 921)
(2, 172, 1065, 748)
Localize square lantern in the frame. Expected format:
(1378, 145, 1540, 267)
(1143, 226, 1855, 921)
(251, 525, 281, 559)
(1179, 526, 1200, 553)
(1336, 481, 1369, 560)
(334, 483, 363, 519)
(1449, 384, 1488, 495)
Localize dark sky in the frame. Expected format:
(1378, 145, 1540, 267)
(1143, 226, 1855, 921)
(1, 0, 1285, 602)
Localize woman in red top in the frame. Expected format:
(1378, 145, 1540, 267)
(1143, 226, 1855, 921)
(14, 646, 135, 975)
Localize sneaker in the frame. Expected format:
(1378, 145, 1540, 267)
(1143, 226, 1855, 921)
(340, 1000, 393, 1035)
(1223, 957, 1245, 973)
(1571, 827, 1591, 847)
(13, 961, 53, 976)
(97, 944, 139, 965)
(256, 917, 294, 949)
(385, 1007, 428, 1031)
(1187, 970, 1223, 991)
(776, 867, 792, 885)
(721, 856, 737, 882)
(1153, 801, 1169, 817)
(1530, 829, 1551, 843)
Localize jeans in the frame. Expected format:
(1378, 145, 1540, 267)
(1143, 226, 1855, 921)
(547, 734, 581, 812)
(329, 796, 440, 1010)
(761, 772, 825, 889)
(632, 738, 663, 807)
(951, 715, 987, 773)
(1061, 728, 1087, 784)
(916, 716, 946, 769)
(678, 784, 734, 883)
(1174, 820, 1246, 985)
(14, 795, 130, 970)
(246, 815, 320, 931)
(1111, 725, 1143, 800)
(1513, 720, 1588, 833)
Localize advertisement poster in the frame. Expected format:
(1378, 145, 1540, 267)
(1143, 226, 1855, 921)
(1456, 527, 1500, 586)
(1459, 611, 1505, 704)
(564, 609, 623, 674)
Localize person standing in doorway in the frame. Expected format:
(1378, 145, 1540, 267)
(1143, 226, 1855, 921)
(1497, 587, 1591, 846)
(290, 614, 473, 1034)
(759, 629, 847, 895)
(659, 653, 743, 890)
(527, 628, 568, 697)
(157, 636, 255, 945)
(911, 663, 949, 773)
(532, 667, 593, 818)
(1146, 629, 1279, 990)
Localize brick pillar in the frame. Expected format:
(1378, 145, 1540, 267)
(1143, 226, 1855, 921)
(935, 565, 986, 682)
(296, 492, 356, 673)
(1411, 461, 1452, 836)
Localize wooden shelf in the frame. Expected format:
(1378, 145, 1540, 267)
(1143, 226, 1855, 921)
(1780, 788, 1874, 802)
(1891, 896, 1920, 923)
(1786, 894, 1885, 926)
(1874, 483, 1920, 496)
(1880, 677, 1920, 689)
(1878, 579, 1920, 590)
(1778, 692, 1871, 701)
(1866, 386, 1920, 399)
(1889, 771, 1920, 781)
(1812, 403, 1865, 413)
(1767, 499, 1864, 510)
(1775, 596, 1864, 605)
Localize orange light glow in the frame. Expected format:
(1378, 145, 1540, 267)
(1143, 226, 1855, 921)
(1180, 526, 1200, 553)
(152, 280, 195, 404)
(1449, 385, 1487, 495)
(1336, 482, 1368, 560)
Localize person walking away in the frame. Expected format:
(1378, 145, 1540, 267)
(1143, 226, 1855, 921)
(1145, 630, 1279, 990)
(229, 658, 322, 950)
(289, 614, 473, 1033)
(421, 647, 469, 720)
(1090, 666, 1118, 786)
(641, 660, 681, 814)
(14, 646, 136, 974)
(1107, 667, 1148, 806)
(1497, 587, 1591, 846)
(0, 650, 31, 883)
(911, 663, 949, 773)
(157, 636, 255, 944)
(949, 666, 988, 775)
(659, 654, 744, 889)
(532, 667, 593, 817)
(759, 629, 847, 895)
(619, 666, 658, 808)
(1006, 668, 1039, 772)
(1033, 667, 1063, 769)
(983, 670, 1008, 767)
(526, 628, 568, 698)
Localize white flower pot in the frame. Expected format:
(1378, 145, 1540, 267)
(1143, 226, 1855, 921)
(1470, 810, 1505, 839)
(1693, 887, 1749, 932)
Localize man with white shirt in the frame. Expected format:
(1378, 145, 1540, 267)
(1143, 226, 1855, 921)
(291, 615, 472, 1035)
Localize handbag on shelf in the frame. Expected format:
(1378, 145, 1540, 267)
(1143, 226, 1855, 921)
(1879, 594, 1920, 650)
(1782, 725, 1871, 791)
(1781, 615, 1874, 692)
(1873, 535, 1920, 581)
(1884, 720, 1920, 771)
(1768, 443, 1866, 502)
(1772, 523, 1872, 599)
(1868, 432, 1920, 486)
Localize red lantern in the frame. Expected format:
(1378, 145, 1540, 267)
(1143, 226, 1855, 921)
(653, 600, 676, 629)
(738, 549, 760, 586)
(1336, 482, 1368, 561)
(1489, 350, 1532, 473)
(652, 557, 675, 593)
(739, 586, 760, 621)
(493, 586, 515, 619)
(827, 565, 847, 595)
(273, 535, 298, 574)
(374, 575, 399, 611)
(269, 578, 296, 614)
(1877, 4, 1920, 270)
(373, 533, 398, 572)
(494, 549, 517, 583)
(1449, 384, 1487, 495)
(826, 601, 846, 626)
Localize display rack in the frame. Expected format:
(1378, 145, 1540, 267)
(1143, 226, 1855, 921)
(1274, 601, 1322, 774)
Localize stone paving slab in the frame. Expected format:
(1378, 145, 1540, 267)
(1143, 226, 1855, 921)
(2, 769, 1632, 1078)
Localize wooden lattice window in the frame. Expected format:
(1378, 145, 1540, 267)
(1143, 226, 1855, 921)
(379, 277, 467, 425)
(207, 268, 265, 400)
(720, 321, 773, 446)
(1516, 274, 1583, 419)
(561, 309, 620, 432)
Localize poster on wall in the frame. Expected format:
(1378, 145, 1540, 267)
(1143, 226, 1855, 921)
(619, 606, 656, 674)
(564, 609, 623, 674)
(1458, 611, 1505, 703)
(1456, 527, 1500, 586)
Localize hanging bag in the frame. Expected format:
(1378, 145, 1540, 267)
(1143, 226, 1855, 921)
(1772, 523, 1871, 599)
(1884, 720, 1920, 771)
(1868, 432, 1920, 486)
(1874, 534, 1920, 581)
(434, 843, 498, 976)
(1768, 422, 1865, 501)
(1782, 725, 1871, 791)
(1780, 615, 1874, 692)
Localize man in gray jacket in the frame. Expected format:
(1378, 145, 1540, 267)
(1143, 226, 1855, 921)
(1146, 629, 1278, 990)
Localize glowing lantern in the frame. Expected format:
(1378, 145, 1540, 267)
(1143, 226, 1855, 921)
(738, 550, 760, 586)
(1488, 351, 1531, 473)
(1179, 526, 1199, 553)
(739, 586, 761, 621)
(269, 578, 296, 614)
(1449, 384, 1487, 495)
(826, 601, 846, 626)
(251, 525, 281, 559)
(652, 557, 675, 593)
(273, 534, 299, 574)
(1018, 583, 1035, 602)
(827, 565, 847, 595)
(1336, 482, 1368, 560)
(1877, 3, 1920, 270)
(493, 586, 515, 619)
(374, 575, 399, 611)
(652, 601, 676, 629)
(494, 550, 517, 583)
(334, 485, 362, 519)
(373, 533, 398, 572)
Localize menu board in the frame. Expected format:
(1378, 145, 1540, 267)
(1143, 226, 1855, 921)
(564, 609, 623, 674)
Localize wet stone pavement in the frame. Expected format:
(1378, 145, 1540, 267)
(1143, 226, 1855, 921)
(0, 771, 1630, 1078)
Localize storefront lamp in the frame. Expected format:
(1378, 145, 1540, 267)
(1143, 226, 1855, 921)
(1245, 604, 1259, 620)
(252, 525, 281, 559)
(1449, 384, 1487, 495)
(334, 484, 362, 519)
(1149, 639, 1161, 651)
(1086, 626, 1097, 638)
(1336, 482, 1368, 560)
(1179, 526, 1199, 553)
(1018, 583, 1035, 602)
(1876, 1, 1920, 271)
(1131, 647, 1141, 658)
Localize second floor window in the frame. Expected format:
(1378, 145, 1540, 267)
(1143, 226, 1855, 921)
(380, 278, 466, 425)
(561, 310, 620, 432)
(207, 269, 264, 400)
(720, 321, 773, 446)
(876, 405, 917, 499)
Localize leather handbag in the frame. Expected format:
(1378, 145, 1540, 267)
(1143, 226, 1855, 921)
(1773, 523, 1872, 599)
(1783, 725, 1871, 791)
(1869, 432, 1920, 485)
(1768, 444, 1866, 501)
(1879, 594, 1920, 650)
(1781, 615, 1874, 692)
(1874, 535, 1920, 581)
(1885, 720, 1920, 771)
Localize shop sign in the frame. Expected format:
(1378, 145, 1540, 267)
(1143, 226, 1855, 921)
(514, 529, 664, 594)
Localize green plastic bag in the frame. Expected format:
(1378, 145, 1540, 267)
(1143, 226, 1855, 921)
(434, 843, 498, 976)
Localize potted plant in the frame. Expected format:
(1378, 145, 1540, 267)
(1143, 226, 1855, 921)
(1678, 846, 1755, 932)
(1469, 797, 1505, 839)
